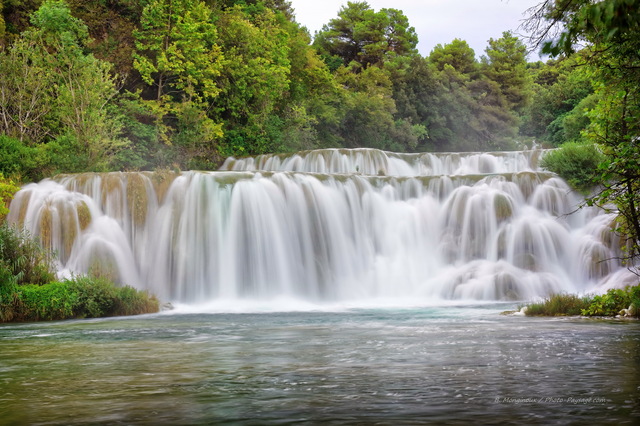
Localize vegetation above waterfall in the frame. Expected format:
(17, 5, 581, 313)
(0, 0, 593, 178)
(0, 223, 159, 322)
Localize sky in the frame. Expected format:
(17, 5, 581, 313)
(288, 0, 546, 61)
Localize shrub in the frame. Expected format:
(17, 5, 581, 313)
(0, 135, 40, 181)
(66, 275, 118, 318)
(1, 276, 159, 322)
(0, 173, 19, 220)
(112, 285, 159, 316)
(0, 269, 19, 322)
(581, 288, 631, 316)
(16, 282, 78, 321)
(61, 275, 158, 318)
(540, 142, 605, 192)
(0, 223, 57, 285)
(0, 224, 159, 322)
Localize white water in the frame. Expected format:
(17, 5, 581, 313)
(7, 148, 637, 305)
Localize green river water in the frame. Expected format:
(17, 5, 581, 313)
(1, 304, 640, 425)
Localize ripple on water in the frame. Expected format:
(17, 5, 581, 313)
(1, 308, 639, 424)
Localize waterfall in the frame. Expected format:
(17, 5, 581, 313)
(7, 148, 636, 304)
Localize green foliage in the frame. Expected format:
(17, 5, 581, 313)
(482, 31, 532, 114)
(134, 0, 223, 103)
(524, 293, 592, 316)
(581, 288, 631, 317)
(313, 1, 418, 69)
(111, 285, 159, 317)
(64, 275, 158, 318)
(523, 285, 640, 317)
(537, 0, 640, 57)
(0, 0, 128, 174)
(28, 0, 88, 48)
(213, 5, 291, 156)
(40, 134, 91, 174)
(132, 0, 226, 166)
(0, 136, 42, 181)
(110, 92, 163, 170)
(521, 56, 594, 144)
(0, 272, 18, 322)
(0, 223, 57, 286)
(16, 281, 78, 321)
(540, 142, 605, 192)
(429, 39, 477, 76)
(4, 277, 159, 322)
(0, 173, 19, 218)
(0, 34, 56, 144)
(427, 38, 520, 151)
(586, 81, 640, 262)
(529, 0, 640, 261)
(0, 220, 158, 323)
(0, 0, 573, 168)
(0, 0, 5, 45)
(66, 275, 117, 318)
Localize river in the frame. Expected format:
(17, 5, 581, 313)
(2, 304, 639, 424)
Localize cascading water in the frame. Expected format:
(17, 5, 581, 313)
(7, 148, 637, 305)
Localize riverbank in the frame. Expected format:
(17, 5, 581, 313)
(518, 287, 640, 318)
(0, 277, 159, 323)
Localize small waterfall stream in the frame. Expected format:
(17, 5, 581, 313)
(7, 148, 636, 304)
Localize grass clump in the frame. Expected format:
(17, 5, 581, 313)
(524, 293, 593, 316)
(4, 277, 159, 322)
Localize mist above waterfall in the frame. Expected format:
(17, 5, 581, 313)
(7, 148, 636, 305)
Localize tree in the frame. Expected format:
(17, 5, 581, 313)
(213, 5, 291, 156)
(31, 0, 126, 170)
(134, 0, 223, 103)
(520, 56, 594, 143)
(0, 0, 5, 47)
(0, 36, 55, 143)
(335, 65, 396, 150)
(0, 0, 127, 172)
(527, 0, 640, 266)
(429, 39, 477, 76)
(133, 0, 224, 167)
(482, 31, 532, 114)
(427, 39, 518, 151)
(313, 1, 418, 69)
(385, 55, 437, 150)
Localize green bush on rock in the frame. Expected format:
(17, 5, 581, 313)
(540, 142, 605, 193)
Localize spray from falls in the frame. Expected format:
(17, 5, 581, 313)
(7, 148, 636, 305)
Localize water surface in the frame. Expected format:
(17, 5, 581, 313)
(2, 305, 640, 424)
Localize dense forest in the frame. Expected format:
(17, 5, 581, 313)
(0, 0, 594, 179)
